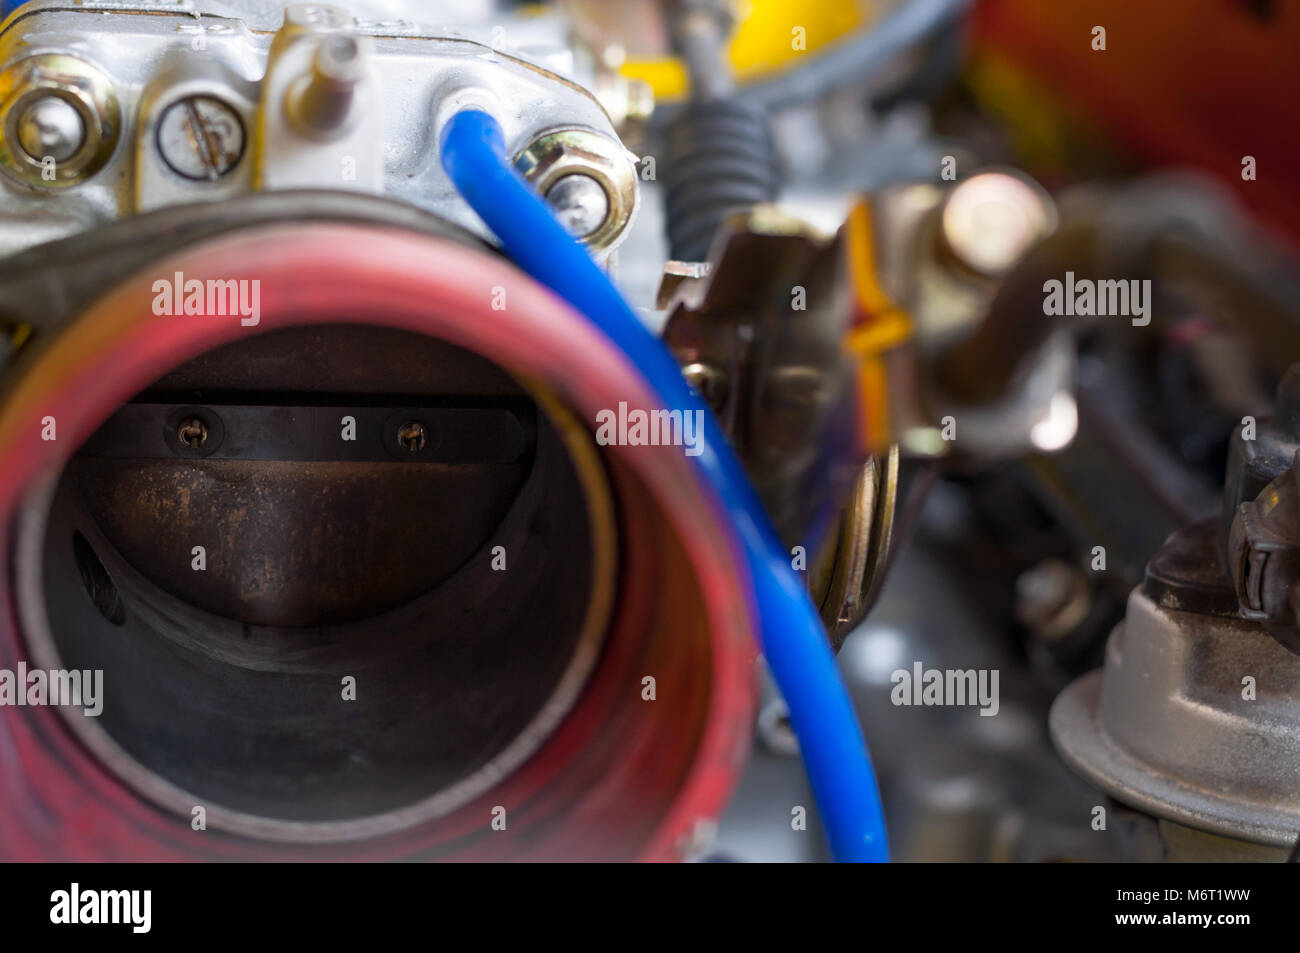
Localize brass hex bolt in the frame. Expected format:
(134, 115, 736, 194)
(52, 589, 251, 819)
(514, 128, 638, 254)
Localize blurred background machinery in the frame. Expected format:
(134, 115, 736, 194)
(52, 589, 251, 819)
(612, 0, 1300, 861)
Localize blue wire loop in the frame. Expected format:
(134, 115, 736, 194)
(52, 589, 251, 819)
(440, 108, 889, 862)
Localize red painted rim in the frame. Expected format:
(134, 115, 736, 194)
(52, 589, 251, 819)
(0, 222, 757, 861)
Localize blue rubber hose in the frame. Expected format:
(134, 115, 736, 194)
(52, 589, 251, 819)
(440, 108, 889, 862)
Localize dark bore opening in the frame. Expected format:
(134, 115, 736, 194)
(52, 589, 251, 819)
(28, 324, 611, 833)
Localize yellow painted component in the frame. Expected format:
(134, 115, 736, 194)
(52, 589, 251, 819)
(621, 59, 690, 101)
(843, 201, 914, 455)
(622, 0, 876, 100)
(963, 50, 1092, 177)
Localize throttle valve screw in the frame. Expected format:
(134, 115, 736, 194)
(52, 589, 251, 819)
(397, 421, 426, 452)
(157, 95, 245, 180)
(177, 417, 208, 450)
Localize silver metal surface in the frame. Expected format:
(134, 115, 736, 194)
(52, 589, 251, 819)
(254, 9, 384, 192)
(15, 94, 84, 163)
(546, 172, 609, 239)
(134, 55, 260, 212)
(0, 1, 636, 258)
(1051, 588, 1300, 848)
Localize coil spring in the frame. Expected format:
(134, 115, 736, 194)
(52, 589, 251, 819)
(662, 97, 780, 262)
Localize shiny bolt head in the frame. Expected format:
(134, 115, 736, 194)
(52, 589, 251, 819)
(177, 417, 208, 450)
(16, 95, 85, 164)
(941, 171, 1056, 277)
(546, 173, 611, 239)
(0, 55, 121, 189)
(514, 128, 637, 254)
(682, 361, 729, 412)
(397, 421, 427, 452)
